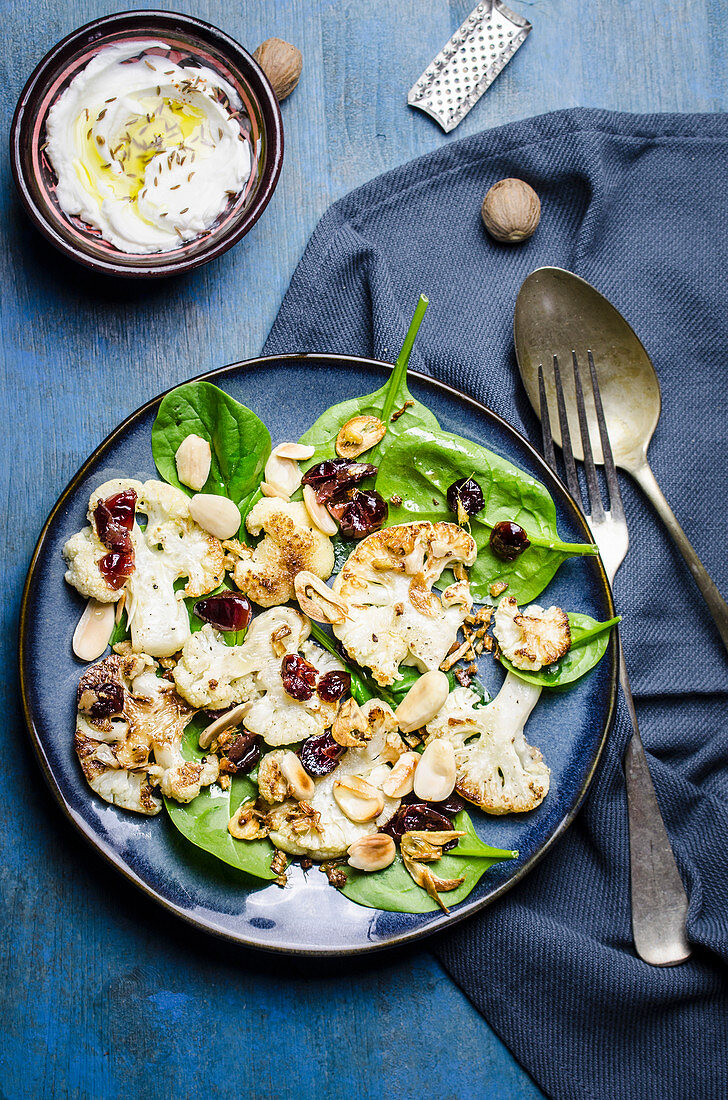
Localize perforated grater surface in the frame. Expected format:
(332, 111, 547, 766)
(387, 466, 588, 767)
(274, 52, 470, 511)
(408, 1, 532, 133)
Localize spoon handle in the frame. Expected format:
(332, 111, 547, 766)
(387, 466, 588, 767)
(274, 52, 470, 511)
(621, 642, 691, 967)
(630, 459, 728, 656)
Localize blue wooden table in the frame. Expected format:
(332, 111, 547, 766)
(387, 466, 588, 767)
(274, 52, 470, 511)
(2, 3, 725, 1097)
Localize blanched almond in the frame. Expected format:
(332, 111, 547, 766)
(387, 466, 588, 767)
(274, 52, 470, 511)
(347, 833, 396, 872)
(188, 493, 241, 539)
(280, 751, 315, 800)
(336, 415, 386, 459)
(394, 669, 450, 733)
(228, 801, 269, 840)
(72, 598, 116, 662)
(264, 452, 301, 496)
(175, 434, 211, 491)
(294, 570, 349, 624)
(273, 442, 315, 460)
(302, 484, 338, 535)
(380, 751, 420, 798)
(199, 702, 252, 749)
(413, 739, 456, 802)
(333, 775, 384, 822)
(260, 480, 291, 501)
(331, 697, 369, 747)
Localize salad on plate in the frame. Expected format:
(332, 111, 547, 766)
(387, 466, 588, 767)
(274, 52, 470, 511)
(64, 297, 618, 914)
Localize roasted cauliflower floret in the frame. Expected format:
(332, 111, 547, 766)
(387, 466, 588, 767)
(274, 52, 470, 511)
(75, 652, 218, 815)
(332, 522, 476, 686)
(63, 528, 126, 603)
(244, 635, 344, 747)
(232, 498, 334, 607)
(63, 477, 145, 604)
(425, 675, 549, 815)
(173, 607, 344, 745)
(172, 623, 259, 710)
(493, 595, 571, 671)
(63, 478, 225, 657)
(140, 480, 225, 600)
(266, 709, 404, 859)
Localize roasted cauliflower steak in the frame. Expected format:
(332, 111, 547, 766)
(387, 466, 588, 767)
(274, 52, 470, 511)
(174, 606, 345, 745)
(425, 674, 549, 815)
(75, 652, 218, 815)
(232, 498, 334, 607)
(63, 477, 225, 657)
(332, 521, 476, 686)
(266, 704, 405, 859)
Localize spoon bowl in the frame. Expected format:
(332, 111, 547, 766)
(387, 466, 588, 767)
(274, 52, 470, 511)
(514, 267, 660, 472)
(514, 265, 728, 655)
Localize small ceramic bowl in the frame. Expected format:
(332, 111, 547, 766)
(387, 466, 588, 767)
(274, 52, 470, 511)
(10, 10, 284, 278)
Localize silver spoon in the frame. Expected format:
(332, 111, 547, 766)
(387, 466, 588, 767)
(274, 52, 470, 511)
(514, 266, 728, 655)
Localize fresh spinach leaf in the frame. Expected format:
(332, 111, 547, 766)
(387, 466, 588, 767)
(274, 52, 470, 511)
(152, 381, 270, 518)
(308, 622, 380, 705)
(500, 613, 620, 688)
(376, 425, 596, 604)
(332, 536, 358, 573)
(108, 606, 129, 648)
(341, 810, 516, 913)
(164, 715, 276, 880)
(297, 296, 440, 469)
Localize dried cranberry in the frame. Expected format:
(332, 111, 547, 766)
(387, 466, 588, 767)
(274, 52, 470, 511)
(381, 802, 456, 849)
(281, 653, 318, 701)
(79, 679, 125, 721)
(94, 489, 137, 551)
(302, 459, 377, 504)
(226, 732, 261, 773)
(435, 794, 465, 817)
(333, 489, 388, 539)
(94, 489, 137, 587)
(194, 591, 252, 632)
(446, 477, 484, 518)
(98, 550, 135, 589)
(299, 731, 346, 777)
(490, 520, 531, 561)
(317, 670, 351, 702)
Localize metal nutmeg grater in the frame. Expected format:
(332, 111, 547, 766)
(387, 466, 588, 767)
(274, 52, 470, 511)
(408, 1, 532, 133)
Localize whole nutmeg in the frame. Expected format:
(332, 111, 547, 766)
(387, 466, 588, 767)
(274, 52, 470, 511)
(253, 38, 303, 101)
(481, 178, 541, 243)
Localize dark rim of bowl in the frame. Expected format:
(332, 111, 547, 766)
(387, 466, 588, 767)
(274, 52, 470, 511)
(18, 354, 618, 955)
(9, 9, 284, 279)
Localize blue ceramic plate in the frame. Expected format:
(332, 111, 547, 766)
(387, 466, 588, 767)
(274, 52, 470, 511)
(19, 355, 617, 955)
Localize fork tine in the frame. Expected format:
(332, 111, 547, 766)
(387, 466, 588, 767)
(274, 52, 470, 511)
(537, 364, 557, 473)
(587, 351, 626, 521)
(572, 352, 605, 522)
(552, 356, 581, 505)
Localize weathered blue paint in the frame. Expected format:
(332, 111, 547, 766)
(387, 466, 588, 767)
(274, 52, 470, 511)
(1, 2, 725, 1097)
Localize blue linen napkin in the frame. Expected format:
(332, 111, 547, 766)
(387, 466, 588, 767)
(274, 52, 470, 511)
(264, 108, 728, 1100)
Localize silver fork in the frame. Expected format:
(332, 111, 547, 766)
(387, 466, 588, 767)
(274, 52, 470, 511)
(539, 351, 691, 967)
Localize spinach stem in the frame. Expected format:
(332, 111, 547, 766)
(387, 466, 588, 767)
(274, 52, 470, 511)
(527, 535, 598, 555)
(382, 294, 429, 422)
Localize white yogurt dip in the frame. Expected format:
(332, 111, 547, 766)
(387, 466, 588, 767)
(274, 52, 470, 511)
(45, 40, 253, 254)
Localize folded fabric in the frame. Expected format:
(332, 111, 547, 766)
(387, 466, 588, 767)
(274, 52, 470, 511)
(264, 108, 728, 1100)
